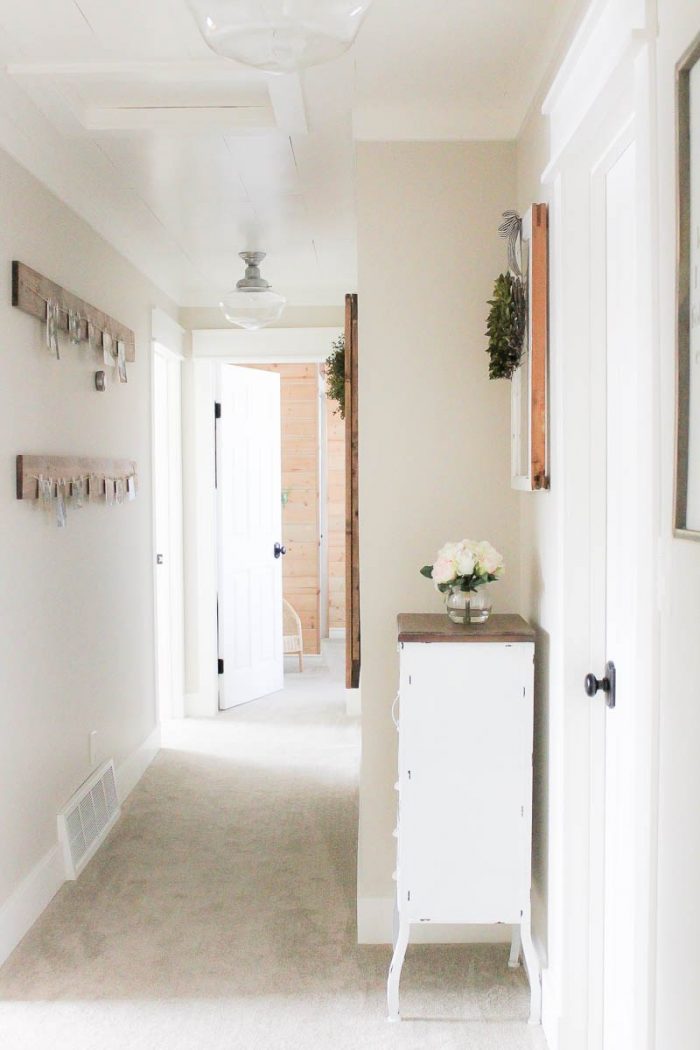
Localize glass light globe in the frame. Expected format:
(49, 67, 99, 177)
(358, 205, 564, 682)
(187, 1, 374, 74)
(220, 288, 286, 330)
(220, 251, 286, 330)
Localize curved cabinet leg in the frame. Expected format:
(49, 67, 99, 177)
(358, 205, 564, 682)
(508, 925, 522, 968)
(387, 916, 410, 1022)
(520, 918, 542, 1025)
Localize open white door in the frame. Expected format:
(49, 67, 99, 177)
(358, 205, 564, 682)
(217, 365, 284, 709)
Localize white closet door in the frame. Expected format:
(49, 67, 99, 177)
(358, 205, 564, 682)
(218, 365, 283, 709)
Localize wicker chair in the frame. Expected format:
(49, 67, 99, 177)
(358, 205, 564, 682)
(283, 599, 304, 672)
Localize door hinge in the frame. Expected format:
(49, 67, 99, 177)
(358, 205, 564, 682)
(218, 658, 224, 675)
(214, 401, 222, 419)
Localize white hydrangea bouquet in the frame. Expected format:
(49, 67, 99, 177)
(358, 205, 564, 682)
(420, 539, 505, 624)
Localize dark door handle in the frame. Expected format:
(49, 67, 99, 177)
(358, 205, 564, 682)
(274, 542, 286, 559)
(584, 661, 616, 709)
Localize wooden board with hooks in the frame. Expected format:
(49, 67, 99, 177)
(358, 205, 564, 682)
(12, 261, 136, 361)
(16, 455, 137, 500)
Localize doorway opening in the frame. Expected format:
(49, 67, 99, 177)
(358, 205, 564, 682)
(215, 358, 347, 712)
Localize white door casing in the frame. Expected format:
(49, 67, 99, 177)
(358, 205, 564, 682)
(153, 342, 184, 722)
(588, 127, 644, 1050)
(153, 352, 172, 723)
(217, 365, 283, 709)
(540, 17, 659, 1050)
(545, 40, 659, 1050)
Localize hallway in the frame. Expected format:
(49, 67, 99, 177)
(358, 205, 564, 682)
(0, 644, 542, 1050)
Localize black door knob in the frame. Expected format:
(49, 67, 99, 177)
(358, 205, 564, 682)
(585, 673, 608, 697)
(274, 542, 287, 559)
(584, 661, 616, 709)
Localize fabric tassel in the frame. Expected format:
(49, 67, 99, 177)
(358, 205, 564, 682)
(55, 480, 67, 528)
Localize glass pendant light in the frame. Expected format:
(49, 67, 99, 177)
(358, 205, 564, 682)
(220, 252, 286, 330)
(187, 1, 374, 75)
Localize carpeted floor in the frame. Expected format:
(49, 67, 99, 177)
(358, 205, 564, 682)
(0, 643, 545, 1049)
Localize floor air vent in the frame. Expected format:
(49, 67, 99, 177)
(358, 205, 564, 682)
(57, 759, 121, 879)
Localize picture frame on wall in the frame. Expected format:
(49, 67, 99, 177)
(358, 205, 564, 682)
(511, 204, 549, 492)
(674, 34, 700, 539)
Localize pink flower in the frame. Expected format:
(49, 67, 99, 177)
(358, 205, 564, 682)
(432, 557, 456, 585)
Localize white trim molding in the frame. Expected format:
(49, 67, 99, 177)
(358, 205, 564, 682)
(116, 726, 161, 803)
(0, 726, 160, 968)
(345, 686, 361, 717)
(541, 0, 650, 178)
(192, 326, 342, 363)
(151, 306, 185, 358)
(0, 845, 64, 967)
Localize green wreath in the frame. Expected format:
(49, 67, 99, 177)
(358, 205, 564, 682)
(485, 273, 526, 380)
(325, 335, 345, 418)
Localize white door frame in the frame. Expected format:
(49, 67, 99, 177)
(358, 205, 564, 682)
(539, 5, 660, 1048)
(183, 327, 341, 718)
(151, 308, 185, 723)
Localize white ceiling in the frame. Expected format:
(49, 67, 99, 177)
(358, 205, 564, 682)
(0, 0, 580, 308)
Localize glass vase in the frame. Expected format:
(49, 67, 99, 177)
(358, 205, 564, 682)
(446, 586, 492, 625)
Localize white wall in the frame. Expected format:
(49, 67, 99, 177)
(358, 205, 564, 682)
(0, 146, 176, 940)
(355, 141, 521, 939)
(516, 2, 700, 1048)
(654, 3, 700, 1047)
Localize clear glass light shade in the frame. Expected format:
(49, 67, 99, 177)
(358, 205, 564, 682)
(187, 1, 374, 74)
(220, 288, 286, 330)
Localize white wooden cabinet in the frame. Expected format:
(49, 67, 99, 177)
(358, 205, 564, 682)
(388, 613, 539, 1024)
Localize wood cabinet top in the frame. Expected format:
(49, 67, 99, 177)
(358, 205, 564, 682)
(397, 613, 535, 644)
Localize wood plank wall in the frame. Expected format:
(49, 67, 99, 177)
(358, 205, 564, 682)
(252, 363, 320, 655)
(325, 383, 346, 630)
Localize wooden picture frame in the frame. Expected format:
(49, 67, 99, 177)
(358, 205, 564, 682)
(674, 33, 700, 539)
(344, 293, 361, 689)
(511, 204, 549, 491)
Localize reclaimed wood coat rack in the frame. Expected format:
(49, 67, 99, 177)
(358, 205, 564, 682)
(16, 455, 138, 500)
(12, 261, 136, 361)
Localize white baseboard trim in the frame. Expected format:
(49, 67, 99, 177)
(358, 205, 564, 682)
(329, 628, 346, 640)
(0, 845, 64, 968)
(541, 968, 560, 1050)
(346, 686, 361, 717)
(184, 690, 218, 718)
(115, 725, 161, 803)
(0, 724, 161, 969)
(357, 897, 512, 945)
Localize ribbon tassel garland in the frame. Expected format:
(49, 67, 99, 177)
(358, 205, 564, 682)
(31, 470, 137, 527)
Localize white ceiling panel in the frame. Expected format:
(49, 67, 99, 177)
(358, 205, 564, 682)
(223, 134, 301, 199)
(0, 0, 584, 307)
(0, 1, 96, 61)
(74, 0, 205, 61)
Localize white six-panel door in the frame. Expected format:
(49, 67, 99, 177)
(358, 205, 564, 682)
(217, 365, 283, 709)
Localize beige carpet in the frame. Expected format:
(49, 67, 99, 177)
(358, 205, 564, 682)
(0, 643, 545, 1049)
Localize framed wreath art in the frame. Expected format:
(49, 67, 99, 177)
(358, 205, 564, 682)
(485, 206, 549, 491)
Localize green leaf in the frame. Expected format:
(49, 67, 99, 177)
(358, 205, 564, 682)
(419, 565, 434, 579)
(324, 335, 345, 418)
(485, 272, 526, 380)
